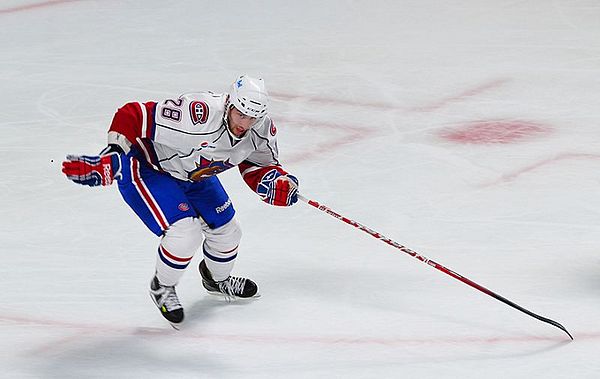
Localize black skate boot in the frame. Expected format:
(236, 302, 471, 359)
(149, 276, 184, 328)
(199, 260, 259, 300)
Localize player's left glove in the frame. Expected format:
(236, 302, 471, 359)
(62, 150, 122, 187)
(257, 169, 299, 206)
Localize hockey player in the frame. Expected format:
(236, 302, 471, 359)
(62, 75, 299, 327)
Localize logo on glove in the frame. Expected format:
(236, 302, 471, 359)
(256, 169, 298, 207)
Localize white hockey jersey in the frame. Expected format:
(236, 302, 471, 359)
(108, 91, 281, 183)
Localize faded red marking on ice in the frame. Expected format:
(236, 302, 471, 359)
(2, 313, 585, 350)
(0, 0, 80, 14)
(408, 78, 510, 113)
(271, 92, 402, 111)
(273, 79, 508, 162)
(440, 120, 552, 144)
(480, 152, 600, 187)
(30, 333, 92, 355)
(277, 117, 373, 164)
(272, 78, 509, 114)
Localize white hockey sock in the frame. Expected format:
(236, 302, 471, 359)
(201, 218, 242, 282)
(155, 217, 203, 286)
(203, 244, 238, 282)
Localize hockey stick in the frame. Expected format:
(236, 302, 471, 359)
(298, 194, 573, 340)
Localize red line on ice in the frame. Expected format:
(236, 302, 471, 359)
(0, 0, 80, 14)
(272, 78, 509, 114)
(407, 78, 510, 113)
(481, 152, 600, 187)
(276, 117, 371, 164)
(2, 313, 589, 348)
(271, 92, 403, 111)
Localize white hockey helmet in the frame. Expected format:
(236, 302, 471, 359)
(229, 74, 269, 118)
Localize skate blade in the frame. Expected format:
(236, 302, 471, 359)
(206, 291, 261, 301)
(149, 292, 183, 330)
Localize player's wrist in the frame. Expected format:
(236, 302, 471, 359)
(100, 144, 124, 155)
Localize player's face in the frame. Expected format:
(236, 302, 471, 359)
(228, 106, 257, 138)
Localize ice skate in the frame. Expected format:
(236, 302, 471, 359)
(199, 260, 259, 300)
(149, 276, 184, 328)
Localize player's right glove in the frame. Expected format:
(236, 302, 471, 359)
(62, 148, 122, 187)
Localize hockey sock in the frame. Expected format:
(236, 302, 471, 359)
(155, 217, 203, 286)
(201, 219, 242, 281)
(202, 244, 238, 282)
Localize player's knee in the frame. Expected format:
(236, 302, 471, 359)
(203, 218, 242, 253)
(162, 217, 204, 255)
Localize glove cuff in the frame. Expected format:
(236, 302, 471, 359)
(100, 152, 122, 184)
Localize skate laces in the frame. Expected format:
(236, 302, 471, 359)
(159, 285, 182, 311)
(217, 276, 247, 300)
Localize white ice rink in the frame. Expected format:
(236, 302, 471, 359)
(1, 0, 599, 378)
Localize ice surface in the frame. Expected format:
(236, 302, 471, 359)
(1, 1, 599, 378)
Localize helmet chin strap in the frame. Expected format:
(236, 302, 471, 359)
(223, 103, 243, 141)
(223, 102, 262, 141)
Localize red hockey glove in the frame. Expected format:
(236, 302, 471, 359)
(62, 151, 122, 187)
(256, 169, 299, 206)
